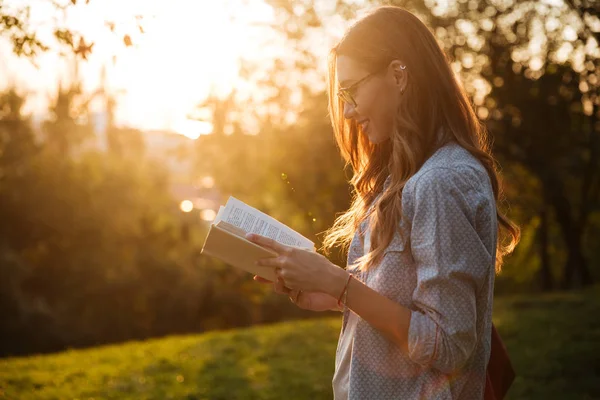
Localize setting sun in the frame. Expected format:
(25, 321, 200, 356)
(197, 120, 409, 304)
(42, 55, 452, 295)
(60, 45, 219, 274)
(110, 1, 275, 136)
(2, 0, 274, 135)
(108, 1, 258, 134)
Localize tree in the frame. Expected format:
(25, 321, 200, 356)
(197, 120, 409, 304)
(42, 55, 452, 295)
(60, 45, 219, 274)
(1, 0, 141, 60)
(444, 0, 599, 288)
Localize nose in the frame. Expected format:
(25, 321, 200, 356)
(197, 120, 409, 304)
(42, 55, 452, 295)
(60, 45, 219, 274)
(343, 101, 357, 120)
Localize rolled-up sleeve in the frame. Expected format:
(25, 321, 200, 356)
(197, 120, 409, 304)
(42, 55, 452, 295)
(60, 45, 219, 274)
(406, 167, 494, 374)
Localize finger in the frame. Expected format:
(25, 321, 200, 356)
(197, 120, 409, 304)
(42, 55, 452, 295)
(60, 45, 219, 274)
(255, 257, 283, 268)
(274, 278, 290, 295)
(246, 233, 289, 254)
(253, 276, 273, 284)
(289, 289, 301, 303)
(275, 268, 294, 291)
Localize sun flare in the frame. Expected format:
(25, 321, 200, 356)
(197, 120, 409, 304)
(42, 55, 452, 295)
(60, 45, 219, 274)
(2, 0, 274, 135)
(105, 1, 270, 135)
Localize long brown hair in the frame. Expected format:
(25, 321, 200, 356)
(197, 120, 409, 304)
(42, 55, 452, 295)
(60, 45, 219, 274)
(322, 6, 520, 273)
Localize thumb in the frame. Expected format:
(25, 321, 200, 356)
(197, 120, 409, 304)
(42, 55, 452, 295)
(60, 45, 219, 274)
(274, 278, 290, 295)
(245, 233, 286, 254)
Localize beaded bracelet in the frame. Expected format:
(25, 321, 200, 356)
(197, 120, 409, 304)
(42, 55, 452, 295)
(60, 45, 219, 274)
(337, 273, 353, 309)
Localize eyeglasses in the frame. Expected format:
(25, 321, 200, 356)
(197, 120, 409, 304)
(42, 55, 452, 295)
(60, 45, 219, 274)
(337, 71, 379, 107)
(337, 65, 406, 107)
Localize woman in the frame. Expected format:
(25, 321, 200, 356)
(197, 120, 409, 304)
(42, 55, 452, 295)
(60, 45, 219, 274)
(246, 6, 520, 400)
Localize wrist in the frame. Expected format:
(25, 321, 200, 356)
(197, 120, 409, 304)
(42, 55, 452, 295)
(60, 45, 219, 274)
(325, 265, 350, 299)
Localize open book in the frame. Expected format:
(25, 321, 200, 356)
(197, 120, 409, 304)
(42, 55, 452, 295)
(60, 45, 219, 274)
(200, 196, 315, 281)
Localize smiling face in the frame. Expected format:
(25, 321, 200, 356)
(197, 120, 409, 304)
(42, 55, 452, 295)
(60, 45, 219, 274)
(336, 55, 407, 144)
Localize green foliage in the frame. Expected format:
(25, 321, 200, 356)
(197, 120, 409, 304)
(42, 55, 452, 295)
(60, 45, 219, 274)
(1, 287, 599, 400)
(0, 87, 317, 358)
(0, 1, 48, 58)
(1, 0, 141, 60)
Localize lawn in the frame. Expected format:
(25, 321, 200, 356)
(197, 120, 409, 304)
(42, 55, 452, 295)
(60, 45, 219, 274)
(1, 285, 598, 400)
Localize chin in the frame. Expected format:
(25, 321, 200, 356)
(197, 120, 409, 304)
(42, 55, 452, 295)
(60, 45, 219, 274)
(367, 132, 389, 144)
(362, 124, 389, 144)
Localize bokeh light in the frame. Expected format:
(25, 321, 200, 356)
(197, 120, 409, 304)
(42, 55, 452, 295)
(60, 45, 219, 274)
(180, 200, 194, 213)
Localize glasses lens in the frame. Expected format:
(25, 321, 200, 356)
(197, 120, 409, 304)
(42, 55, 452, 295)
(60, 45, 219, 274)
(337, 90, 355, 106)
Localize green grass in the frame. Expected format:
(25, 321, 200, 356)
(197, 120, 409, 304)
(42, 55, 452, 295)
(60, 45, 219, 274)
(495, 285, 600, 400)
(1, 286, 598, 400)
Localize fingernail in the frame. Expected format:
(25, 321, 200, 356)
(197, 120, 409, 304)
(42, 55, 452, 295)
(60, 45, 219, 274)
(246, 233, 254, 240)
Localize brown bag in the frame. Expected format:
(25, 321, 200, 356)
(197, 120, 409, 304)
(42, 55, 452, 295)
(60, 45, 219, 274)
(484, 323, 516, 400)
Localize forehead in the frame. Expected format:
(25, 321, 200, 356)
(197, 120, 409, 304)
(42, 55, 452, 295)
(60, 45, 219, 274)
(336, 55, 370, 86)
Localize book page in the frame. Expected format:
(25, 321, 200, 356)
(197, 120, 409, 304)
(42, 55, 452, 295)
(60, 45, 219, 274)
(219, 196, 315, 250)
(214, 205, 226, 224)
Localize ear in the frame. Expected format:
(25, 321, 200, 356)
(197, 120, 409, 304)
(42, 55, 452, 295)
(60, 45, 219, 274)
(389, 59, 408, 94)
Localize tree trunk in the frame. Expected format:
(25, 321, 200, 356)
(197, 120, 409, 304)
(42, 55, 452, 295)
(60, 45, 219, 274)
(560, 229, 593, 289)
(538, 205, 553, 291)
(547, 186, 594, 289)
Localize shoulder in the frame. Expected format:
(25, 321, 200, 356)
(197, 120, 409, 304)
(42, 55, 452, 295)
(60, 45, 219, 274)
(402, 142, 493, 213)
(406, 142, 490, 194)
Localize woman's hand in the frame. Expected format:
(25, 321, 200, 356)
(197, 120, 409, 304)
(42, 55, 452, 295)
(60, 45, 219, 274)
(253, 276, 341, 312)
(246, 232, 348, 296)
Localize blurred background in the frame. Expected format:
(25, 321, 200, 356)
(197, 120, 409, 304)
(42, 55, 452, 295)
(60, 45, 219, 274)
(0, 0, 598, 388)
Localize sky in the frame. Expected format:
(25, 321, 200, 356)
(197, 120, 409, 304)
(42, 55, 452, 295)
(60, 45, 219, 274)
(0, 0, 299, 138)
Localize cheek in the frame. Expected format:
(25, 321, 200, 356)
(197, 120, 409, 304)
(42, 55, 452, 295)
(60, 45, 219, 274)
(371, 91, 398, 139)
